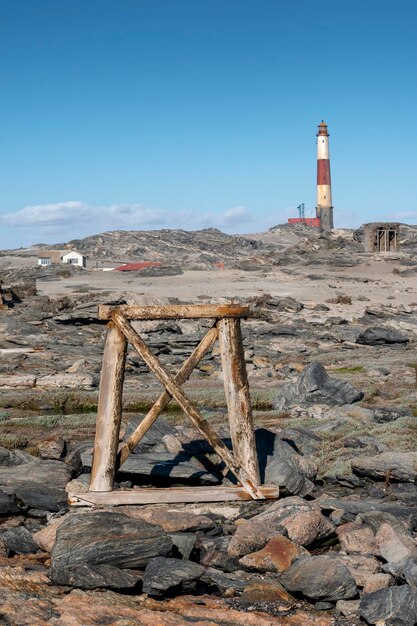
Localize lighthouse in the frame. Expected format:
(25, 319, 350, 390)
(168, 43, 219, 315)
(316, 120, 334, 230)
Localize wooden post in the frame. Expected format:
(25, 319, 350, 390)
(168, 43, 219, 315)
(90, 322, 127, 492)
(218, 318, 261, 486)
(111, 311, 264, 499)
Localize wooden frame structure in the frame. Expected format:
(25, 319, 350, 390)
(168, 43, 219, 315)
(69, 303, 279, 506)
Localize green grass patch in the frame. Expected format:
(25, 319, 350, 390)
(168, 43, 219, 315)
(333, 366, 365, 374)
(0, 433, 29, 449)
(0, 413, 97, 430)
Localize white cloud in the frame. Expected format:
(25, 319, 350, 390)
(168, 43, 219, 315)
(1, 201, 85, 227)
(218, 205, 252, 226)
(386, 210, 417, 221)
(0, 201, 258, 246)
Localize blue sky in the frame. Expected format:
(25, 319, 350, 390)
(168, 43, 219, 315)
(0, 0, 416, 247)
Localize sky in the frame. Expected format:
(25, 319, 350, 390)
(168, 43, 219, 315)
(0, 0, 416, 248)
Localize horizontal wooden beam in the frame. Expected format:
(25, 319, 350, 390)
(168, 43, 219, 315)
(69, 485, 279, 506)
(98, 304, 250, 321)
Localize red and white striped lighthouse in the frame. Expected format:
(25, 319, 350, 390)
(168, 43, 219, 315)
(316, 120, 334, 230)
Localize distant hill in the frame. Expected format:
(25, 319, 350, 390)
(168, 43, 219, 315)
(64, 228, 266, 266)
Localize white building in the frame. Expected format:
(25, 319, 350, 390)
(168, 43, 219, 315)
(37, 250, 87, 268)
(61, 251, 87, 268)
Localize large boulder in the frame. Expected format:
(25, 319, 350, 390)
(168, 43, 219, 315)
(50, 511, 172, 588)
(356, 327, 409, 346)
(275, 361, 364, 410)
(279, 555, 357, 601)
(0, 447, 71, 494)
(275, 362, 363, 410)
(359, 585, 417, 625)
(14, 481, 67, 512)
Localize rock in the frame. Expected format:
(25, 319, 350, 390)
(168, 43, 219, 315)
(228, 496, 334, 557)
(169, 533, 196, 560)
(373, 406, 412, 423)
(0, 488, 19, 515)
(59, 591, 334, 626)
(279, 555, 357, 601)
(375, 521, 417, 566)
(336, 599, 360, 617)
(32, 516, 67, 552)
(0, 447, 32, 467)
(359, 585, 417, 625)
(0, 526, 39, 554)
(256, 428, 315, 496)
(356, 326, 409, 346)
(314, 601, 334, 611)
(52, 563, 140, 590)
(119, 506, 215, 532)
(36, 373, 94, 389)
(200, 549, 239, 572)
(65, 474, 90, 493)
(36, 435, 66, 460)
(14, 481, 67, 512)
(363, 573, 393, 594)
(0, 458, 72, 492)
(201, 567, 261, 593)
(318, 497, 417, 531)
(142, 557, 204, 596)
(66, 358, 89, 373)
(277, 427, 321, 456)
(336, 522, 379, 556)
(51, 511, 172, 586)
(0, 374, 36, 388)
(239, 536, 309, 572)
(337, 555, 380, 587)
(352, 452, 417, 482)
(275, 362, 363, 410)
(239, 580, 294, 604)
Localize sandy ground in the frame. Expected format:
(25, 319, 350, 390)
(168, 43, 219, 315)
(35, 256, 417, 319)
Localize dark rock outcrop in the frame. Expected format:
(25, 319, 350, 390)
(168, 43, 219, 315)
(356, 327, 409, 346)
(50, 511, 172, 588)
(275, 362, 363, 410)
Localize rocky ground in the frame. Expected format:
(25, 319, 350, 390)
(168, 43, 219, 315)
(1, 223, 417, 624)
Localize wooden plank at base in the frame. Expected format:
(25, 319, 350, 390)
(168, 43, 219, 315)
(68, 485, 279, 507)
(98, 304, 250, 321)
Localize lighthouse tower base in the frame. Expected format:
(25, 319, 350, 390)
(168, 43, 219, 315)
(316, 206, 334, 231)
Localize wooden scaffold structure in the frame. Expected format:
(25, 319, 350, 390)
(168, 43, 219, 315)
(69, 303, 279, 506)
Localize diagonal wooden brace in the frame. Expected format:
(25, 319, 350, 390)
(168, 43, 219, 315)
(117, 325, 219, 468)
(112, 311, 265, 500)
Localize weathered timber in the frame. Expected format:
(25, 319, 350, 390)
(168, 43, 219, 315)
(117, 326, 219, 468)
(218, 318, 260, 486)
(90, 322, 127, 492)
(69, 484, 279, 506)
(111, 311, 264, 500)
(99, 303, 250, 321)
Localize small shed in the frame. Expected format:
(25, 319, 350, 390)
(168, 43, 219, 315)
(363, 223, 400, 253)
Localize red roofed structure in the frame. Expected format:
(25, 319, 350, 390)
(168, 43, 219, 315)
(114, 262, 162, 272)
